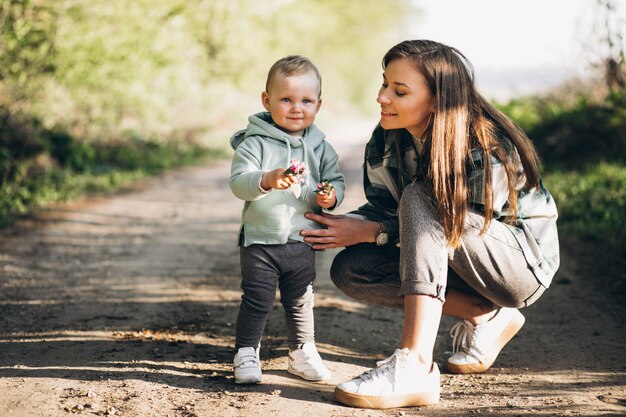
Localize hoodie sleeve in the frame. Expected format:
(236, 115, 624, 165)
(318, 142, 345, 210)
(229, 139, 269, 201)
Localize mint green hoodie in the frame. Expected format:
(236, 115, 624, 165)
(229, 112, 345, 247)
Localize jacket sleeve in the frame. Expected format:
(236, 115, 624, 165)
(229, 140, 269, 201)
(351, 128, 400, 245)
(318, 142, 345, 210)
(467, 147, 520, 219)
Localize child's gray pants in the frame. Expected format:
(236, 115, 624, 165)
(236, 241, 316, 350)
(331, 183, 545, 309)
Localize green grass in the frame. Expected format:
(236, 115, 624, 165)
(497, 88, 625, 254)
(543, 162, 626, 252)
(499, 90, 626, 170)
(0, 140, 225, 228)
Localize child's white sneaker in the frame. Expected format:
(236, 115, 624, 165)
(288, 342, 331, 381)
(234, 346, 262, 384)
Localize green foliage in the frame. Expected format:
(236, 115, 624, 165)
(0, 0, 416, 142)
(0, 165, 145, 228)
(0, 106, 222, 228)
(498, 89, 626, 170)
(0, 1, 416, 228)
(48, 0, 209, 139)
(203, 0, 414, 108)
(544, 163, 626, 252)
(498, 82, 626, 253)
(0, 0, 56, 95)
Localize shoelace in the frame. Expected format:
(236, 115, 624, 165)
(450, 309, 501, 355)
(450, 321, 473, 354)
(359, 349, 403, 384)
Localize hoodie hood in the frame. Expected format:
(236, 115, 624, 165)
(230, 112, 325, 150)
(229, 111, 326, 203)
(229, 111, 346, 247)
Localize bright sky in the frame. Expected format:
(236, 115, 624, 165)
(410, 0, 625, 99)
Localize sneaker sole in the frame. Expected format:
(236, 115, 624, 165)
(287, 365, 331, 381)
(334, 386, 440, 409)
(234, 374, 262, 384)
(447, 311, 526, 374)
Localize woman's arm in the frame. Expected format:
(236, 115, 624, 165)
(301, 213, 380, 249)
(301, 126, 399, 249)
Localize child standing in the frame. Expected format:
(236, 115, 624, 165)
(229, 55, 345, 384)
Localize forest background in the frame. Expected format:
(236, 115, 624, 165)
(0, 0, 624, 257)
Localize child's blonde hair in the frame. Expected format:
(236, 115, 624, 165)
(266, 55, 322, 97)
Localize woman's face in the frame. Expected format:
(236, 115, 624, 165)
(377, 58, 435, 138)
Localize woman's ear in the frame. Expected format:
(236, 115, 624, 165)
(261, 91, 271, 111)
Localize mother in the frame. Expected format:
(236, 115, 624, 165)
(301, 40, 559, 409)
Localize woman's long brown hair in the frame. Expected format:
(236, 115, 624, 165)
(383, 40, 540, 248)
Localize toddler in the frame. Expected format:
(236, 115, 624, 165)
(229, 55, 345, 384)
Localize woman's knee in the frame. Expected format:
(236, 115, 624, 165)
(398, 183, 436, 216)
(497, 284, 546, 309)
(398, 183, 442, 244)
(491, 291, 532, 309)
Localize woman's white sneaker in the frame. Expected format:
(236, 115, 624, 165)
(234, 347, 262, 384)
(447, 307, 525, 374)
(334, 348, 440, 409)
(288, 342, 331, 381)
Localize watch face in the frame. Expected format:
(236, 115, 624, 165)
(376, 232, 388, 246)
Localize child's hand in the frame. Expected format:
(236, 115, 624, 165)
(316, 189, 336, 209)
(284, 160, 307, 184)
(261, 168, 298, 190)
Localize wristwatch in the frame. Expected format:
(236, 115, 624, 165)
(375, 221, 388, 246)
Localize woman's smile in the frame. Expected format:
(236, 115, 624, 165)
(381, 110, 397, 118)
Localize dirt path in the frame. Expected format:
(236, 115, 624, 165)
(1, 128, 625, 417)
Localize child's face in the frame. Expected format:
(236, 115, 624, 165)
(262, 70, 321, 137)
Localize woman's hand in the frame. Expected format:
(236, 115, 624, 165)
(301, 212, 379, 249)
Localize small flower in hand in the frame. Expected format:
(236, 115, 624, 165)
(315, 180, 336, 209)
(284, 160, 307, 184)
(314, 180, 334, 195)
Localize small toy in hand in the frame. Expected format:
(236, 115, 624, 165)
(284, 160, 307, 184)
(315, 180, 334, 195)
